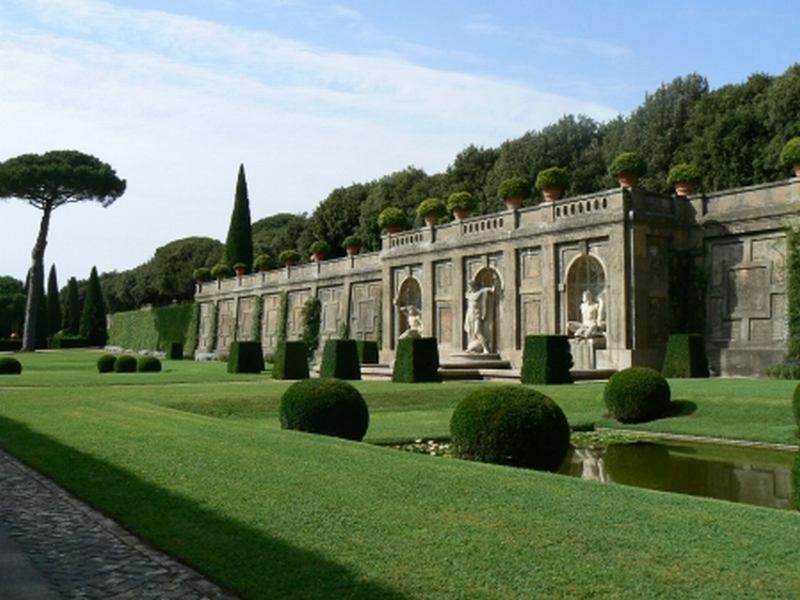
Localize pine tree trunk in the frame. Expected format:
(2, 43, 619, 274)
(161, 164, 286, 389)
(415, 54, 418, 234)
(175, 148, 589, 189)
(21, 205, 52, 351)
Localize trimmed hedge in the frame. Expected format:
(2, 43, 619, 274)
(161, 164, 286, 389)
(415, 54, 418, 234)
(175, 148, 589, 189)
(97, 354, 117, 373)
(661, 334, 709, 378)
(114, 355, 137, 373)
(793, 383, 800, 434)
(520, 335, 573, 384)
(667, 163, 702, 185)
(416, 197, 448, 220)
(794, 452, 800, 511)
(378, 207, 407, 230)
(608, 152, 647, 177)
(137, 356, 162, 373)
(446, 191, 477, 212)
(450, 386, 570, 471)
(0, 357, 22, 375)
(168, 342, 183, 360)
(604, 367, 671, 423)
(48, 333, 89, 349)
(534, 167, 570, 192)
(272, 341, 309, 380)
(356, 340, 379, 365)
(392, 337, 440, 383)
(107, 303, 198, 357)
(320, 339, 361, 380)
(279, 378, 369, 441)
(227, 341, 265, 374)
(0, 339, 22, 351)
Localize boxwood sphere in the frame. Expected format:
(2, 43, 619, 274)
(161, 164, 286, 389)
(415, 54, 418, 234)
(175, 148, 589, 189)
(0, 357, 22, 375)
(97, 354, 117, 373)
(114, 355, 137, 373)
(604, 367, 671, 423)
(279, 378, 369, 441)
(137, 356, 162, 372)
(450, 386, 570, 471)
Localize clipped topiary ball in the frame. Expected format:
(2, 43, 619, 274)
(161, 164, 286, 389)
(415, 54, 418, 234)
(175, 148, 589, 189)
(0, 357, 22, 375)
(97, 354, 117, 373)
(450, 386, 570, 471)
(279, 378, 369, 441)
(604, 367, 671, 423)
(114, 355, 137, 373)
(137, 356, 162, 372)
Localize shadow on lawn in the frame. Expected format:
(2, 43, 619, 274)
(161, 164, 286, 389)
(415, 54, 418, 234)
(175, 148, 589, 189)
(0, 416, 407, 600)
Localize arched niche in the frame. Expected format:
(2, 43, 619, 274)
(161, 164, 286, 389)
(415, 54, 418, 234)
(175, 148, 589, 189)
(464, 266, 502, 353)
(395, 276, 422, 341)
(565, 254, 606, 326)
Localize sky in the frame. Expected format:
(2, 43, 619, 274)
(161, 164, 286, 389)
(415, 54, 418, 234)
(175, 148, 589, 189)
(1, 0, 798, 283)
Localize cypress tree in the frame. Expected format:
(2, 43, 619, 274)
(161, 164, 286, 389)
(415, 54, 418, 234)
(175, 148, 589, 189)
(46, 264, 61, 336)
(62, 277, 81, 335)
(224, 164, 253, 273)
(79, 266, 107, 346)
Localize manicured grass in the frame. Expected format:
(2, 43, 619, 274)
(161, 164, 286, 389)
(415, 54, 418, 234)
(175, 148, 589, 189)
(0, 351, 799, 597)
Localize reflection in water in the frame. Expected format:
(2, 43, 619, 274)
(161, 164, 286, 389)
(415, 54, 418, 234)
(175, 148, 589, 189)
(560, 442, 794, 510)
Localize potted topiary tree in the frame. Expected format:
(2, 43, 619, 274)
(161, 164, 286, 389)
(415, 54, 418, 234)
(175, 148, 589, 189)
(497, 176, 529, 209)
(233, 262, 248, 276)
(211, 262, 233, 281)
(193, 267, 212, 283)
(309, 240, 330, 262)
(378, 207, 407, 234)
(253, 254, 271, 272)
(342, 235, 362, 257)
(278, 249, 301, 267)
(447, 191, 477, 220)
(416, 197, 448, 226)
(534, 167, 570, 202)
(780, 137, 800, 178)
(608, 152, 647, 188)
(667, 163, 702, 196)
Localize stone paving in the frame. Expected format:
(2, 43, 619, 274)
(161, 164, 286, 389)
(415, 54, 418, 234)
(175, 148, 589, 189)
(0, 449, 238, 599)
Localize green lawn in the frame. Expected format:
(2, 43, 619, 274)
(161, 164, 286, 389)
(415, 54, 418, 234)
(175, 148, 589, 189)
(0, 351, 798, 598)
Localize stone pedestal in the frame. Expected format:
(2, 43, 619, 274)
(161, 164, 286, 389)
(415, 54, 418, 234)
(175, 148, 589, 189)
(568, 336, 606, 370)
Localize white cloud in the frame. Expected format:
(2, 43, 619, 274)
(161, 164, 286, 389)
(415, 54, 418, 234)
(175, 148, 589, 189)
(464, 13, 503, 36)
(0, 0, 618, 282)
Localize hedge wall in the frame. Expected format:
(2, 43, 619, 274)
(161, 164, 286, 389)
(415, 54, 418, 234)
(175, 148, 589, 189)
(108, 303, 199, 356)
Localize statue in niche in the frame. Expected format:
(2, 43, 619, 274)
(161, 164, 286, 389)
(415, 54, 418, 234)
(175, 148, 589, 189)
(568, 290, 605, 338)
(397, 305, 423, 339)
(464, 279, 495, 353)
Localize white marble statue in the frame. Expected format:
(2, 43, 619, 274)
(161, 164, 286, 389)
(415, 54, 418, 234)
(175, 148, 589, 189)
(398, 305, 423, 339)
(568, 290, 604, 338)
(464, 279, 495, 353)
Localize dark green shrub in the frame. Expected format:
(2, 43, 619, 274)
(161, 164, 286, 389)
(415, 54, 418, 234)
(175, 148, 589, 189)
(309, 240, 330, 257)
(661, 334, 709, 378)
(0, 339, 22, 351)
(114, 355, 137, 373)
(520, 335, 573, 384)
(446, 191, 477, 212)
(0, 357, 22, 375)
(193, 267, 212, 282)
(272, 341, 309, 380)
(498, 176, 529, 199)
(392, 337, 440, 383)
(224, 164, 254, 276)
(608, 152, 647, 177)
(450, 386, 570, 471)
(320, 339, 361, 380)
(79, 266, 107, 347)
(253, 254, 271, 271)
(780, 137, 800, 166)
(793, 452, 800, 511)
(793, 383, 800, 434)
(416, 197, 447, 220)
(227, 341, 264, 374)
(48, 333, 89, 349)
(168, 342, 183, 360)
(137, 356, 162, 373)
(604, 367, 671, 423)
(278, 250, 301, 265)
(279, 378, 369, 441)
(97, 354, 117, 373)
(667, 163, 702, 185)
(211, 263, 233, 279)
(356, 340, 379, 364)
(534, 167, 570, 191)
(342, 235, 362, 251)
(377, 207, 407, 230)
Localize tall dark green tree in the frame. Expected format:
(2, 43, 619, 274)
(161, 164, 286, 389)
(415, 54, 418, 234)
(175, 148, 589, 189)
(0, 276, 25, 339)
(224, 164, 253, 272)
(62, 276, 81, 335)
(46, 264, 61, 336)
(79, 266, 107, 346)
(0, 150, 125, 351)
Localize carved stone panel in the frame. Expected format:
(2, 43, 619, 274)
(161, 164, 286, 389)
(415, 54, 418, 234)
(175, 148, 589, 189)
(261, 294, 281, 351)
(350, 281, 381, 341)
(436, 302, 453, 347)
(435, 261, 452, 299)
(236, 296, 256, 342)
(318, 286, 343, 341)
(287, 289, 310, 341)
(519, 295, 542, 344)
(197, 302, 215, 353)
(216, 299, 236, 353)
(519, 248, 542, 293)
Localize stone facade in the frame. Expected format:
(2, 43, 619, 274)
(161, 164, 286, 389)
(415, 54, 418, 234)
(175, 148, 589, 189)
(194, 178, 800, 376)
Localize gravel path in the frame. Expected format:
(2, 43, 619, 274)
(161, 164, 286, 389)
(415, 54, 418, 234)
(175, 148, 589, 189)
(0, 449, 237, 599)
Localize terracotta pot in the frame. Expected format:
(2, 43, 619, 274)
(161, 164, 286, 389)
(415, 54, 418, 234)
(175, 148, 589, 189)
(424, 214, 440, 226)
(504, 196, 524, 210)
(793, 163, 800, 177)
(674, 182, 697, 197)
(541, 187, 562, 202)
(234, 267, 246, 277)
(617, 172, 639, 188)
(284, 260, 297, 267)
(346, 245, 360, 257)
(384, 225, 401, 234)
(453, 208, 471, 220)
(313, 253, 325, 263)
